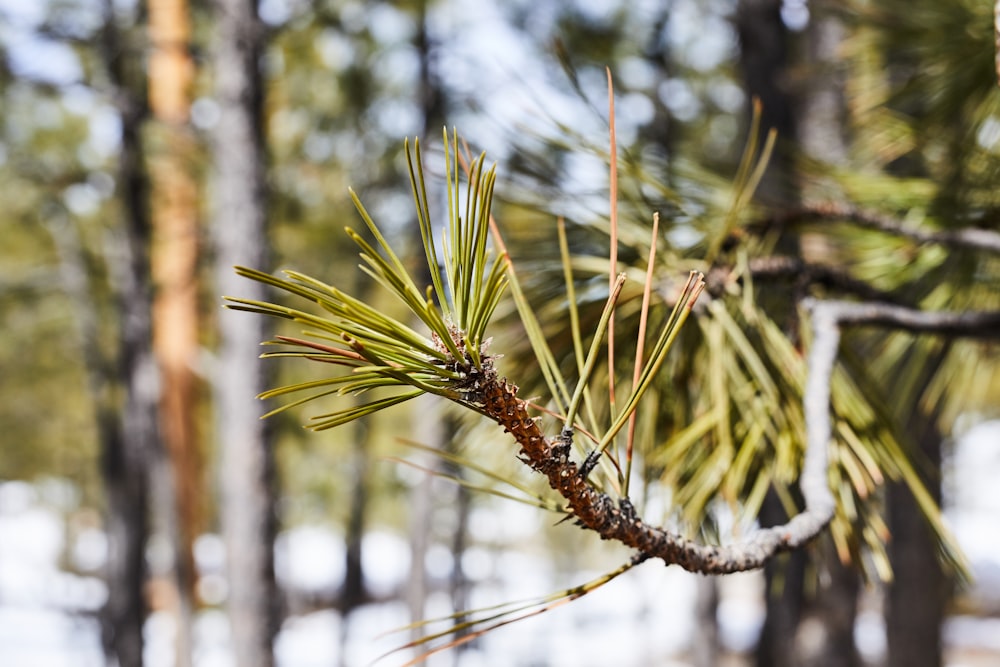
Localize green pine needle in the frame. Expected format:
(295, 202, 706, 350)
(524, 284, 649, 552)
(224, 131, 508, 427)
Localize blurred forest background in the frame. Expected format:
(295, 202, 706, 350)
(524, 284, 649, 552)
(1, 0, 1000, 666)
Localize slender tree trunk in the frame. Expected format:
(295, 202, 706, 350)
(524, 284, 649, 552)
(691, 576, 719, 667)
(638, 8, 674, 175)
(338, 416, 371, 667)
(886, 418, 947, 667)
(406, 0, 451, 642)
(795, 12, 861, 667)
(736, 5, 809, 666)
(755, 491, 807, 667)
(736, 0, 798, 206)
(406, 396, 438, 640)
(148, 1, 200, 663)
(210, 2, 278, 666)
(341, 416, 371, 614)
(98, 3, 159, 665)
(417, 0, 446, 141)
(444, 417, 472, 661)
(798, 539, 860, 667)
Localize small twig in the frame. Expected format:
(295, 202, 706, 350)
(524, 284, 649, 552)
(807, 299, 1000, 338)
(705, 256, 903, 304)
(754, 203, 1000, 254)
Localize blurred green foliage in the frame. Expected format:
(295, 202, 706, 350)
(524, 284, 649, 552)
(1, 0, 998, 588)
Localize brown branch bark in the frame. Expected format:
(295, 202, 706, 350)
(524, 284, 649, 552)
(476, 373, 834, 574)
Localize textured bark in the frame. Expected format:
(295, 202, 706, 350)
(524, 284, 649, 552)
(148, 1, 199, 663)
(210, 1, 278, 665)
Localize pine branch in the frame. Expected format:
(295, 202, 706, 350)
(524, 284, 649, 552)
(806, 299, 1000, 338)
(705, 256, 902, 303)
(470, 358, 834, 575)
(754, 203, 1000, 254)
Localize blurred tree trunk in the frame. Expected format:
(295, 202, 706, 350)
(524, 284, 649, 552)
(736, 4, 808, 666)
(97, 3, 160, 666)
(796, 11, 861, 667)
(341, 415, 371, 614)
(637, 8, 674, 175)
(736, 0, 798, 206)
(148, 0, 200, 664)
(210, 1, 279, 666)
(406, 0, 453, 642)
(443, 417, 472, 661)
(691, 577, 719, 667)
(798, 539, 860, 667)
(887, 412, 948, 667)
(339, 413, 371, 667)
(756, 491, 807, 667)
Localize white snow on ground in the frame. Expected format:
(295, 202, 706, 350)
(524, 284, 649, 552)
(1, 422, 998, 665)
(0, 481, 105, 667)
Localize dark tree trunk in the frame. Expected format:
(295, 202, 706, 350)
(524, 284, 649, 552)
(341, 417, 371, 614)
(755, 491, 807, 667)
(886, 419, 947, 667)
(444, 417, 472, 661)
(798, 539, 860, 667)
(417, 0, 446, 140)
(736, 5, 810, 666)
(210, 1, 279, 666)
(405, 0, 455, 644)
(795, 11, 861, 667)
(736, 0, 798, 206)
(637, 9, 674, 176)
(97, 3, 159, 665)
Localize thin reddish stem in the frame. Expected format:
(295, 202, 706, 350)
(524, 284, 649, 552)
(606, 67, 619, 417)
(624, 212, 660, 492)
